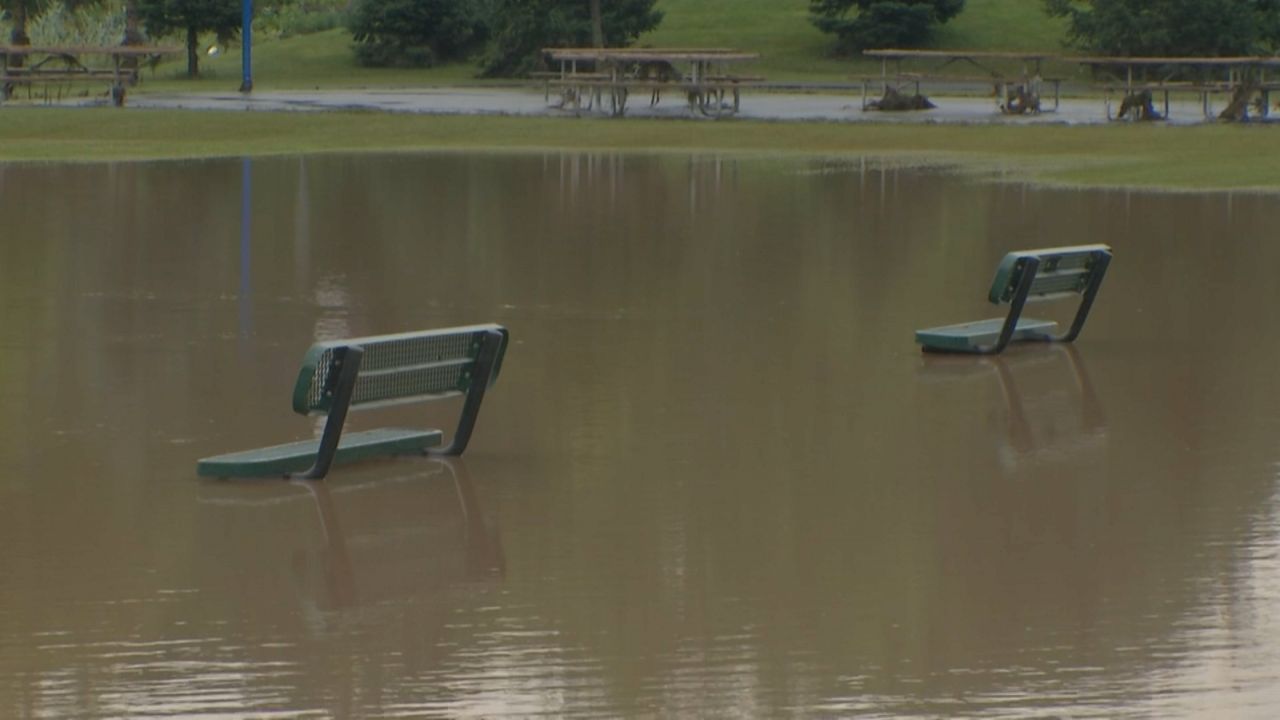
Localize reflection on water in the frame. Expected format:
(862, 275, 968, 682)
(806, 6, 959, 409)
(920, 345, 1107, 470)
(2, 153, 1280, 717)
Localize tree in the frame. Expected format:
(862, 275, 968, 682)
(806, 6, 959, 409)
(123, 0, 146, 45)
(481, 0, 661, 77)
(136, 0, 241, 77)
(1, 0, 39, 46)
(1043, 0, 1280, 57)
(3, 0, 141, 97)
(809, 0, 965, 54)
(348, 0, 488, 67)
(589, 0, 602, 47)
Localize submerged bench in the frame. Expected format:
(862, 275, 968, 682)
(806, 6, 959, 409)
(197, 324, 509, 479)
(915, 245, 1112, 354)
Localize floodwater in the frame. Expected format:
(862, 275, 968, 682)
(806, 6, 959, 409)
(2, 152, 1280, 719)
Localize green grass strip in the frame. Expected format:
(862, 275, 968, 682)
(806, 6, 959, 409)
(1, 108, 1276, 193)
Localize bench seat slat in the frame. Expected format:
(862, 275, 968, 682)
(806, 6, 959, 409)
(915, 317, 1058, 352)
(197, 427, 443, 478)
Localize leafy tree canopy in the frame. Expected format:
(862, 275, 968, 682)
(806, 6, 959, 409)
(1044, 0, 1280, 56)
(809, 0, 965, 54)
(348, 0, 487, 67)
(481, 0, 662, 77)
(136, 0, 240, 76)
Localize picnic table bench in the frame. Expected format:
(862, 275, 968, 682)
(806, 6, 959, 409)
(0, 44, 180, 106)
(542, 47, 761, 117)
(197, 324, 509, 480)
(915, 245, 1112, 354)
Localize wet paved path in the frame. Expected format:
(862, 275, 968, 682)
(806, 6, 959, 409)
(123, 85, 1225, 125)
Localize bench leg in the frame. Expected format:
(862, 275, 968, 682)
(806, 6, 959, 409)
(1056, 251, 1111, 343)
(986, 256, 1044, 353)
(431, 329, 504, 456)
(292, 345, 364, 480)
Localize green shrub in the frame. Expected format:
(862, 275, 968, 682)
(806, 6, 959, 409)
(348, 0, 487, 68)
(809, 0, 966, 53)
(257, 0, 347, 39)
(19, 0, 127, 46)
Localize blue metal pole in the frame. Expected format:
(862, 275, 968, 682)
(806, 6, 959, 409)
(239, 0, 253, 92)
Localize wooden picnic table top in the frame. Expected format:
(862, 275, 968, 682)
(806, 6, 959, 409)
(545, 47, 759, 63)
(864, 49, 1058, 61)
(1069, 55, 1280, 66)
(864, 48, 1280, 68)
(0, 45, 182, 57)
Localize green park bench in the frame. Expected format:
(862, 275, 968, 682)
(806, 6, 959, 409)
(197, 324, 509, 480)
(915, 245, 1112, 354)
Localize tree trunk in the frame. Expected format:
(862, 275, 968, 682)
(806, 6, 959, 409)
(122, 1, 146, 46)
(186, 26, 200, 78)
(5, 2, 30, 98)
(119, 1, 146, 77)
(589, 0, 604, 48)
(9, 2, 30, 47)
(1219, 73, 1261, 122)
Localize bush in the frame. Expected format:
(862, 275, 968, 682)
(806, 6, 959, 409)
(348, 0, 487, 68)
(1044, 0, 1280, 57)
(14, 0, 127, 46)
(810, 0, 965, 54)
(480, 0, 661, 77)
(257, 0, 348, 39)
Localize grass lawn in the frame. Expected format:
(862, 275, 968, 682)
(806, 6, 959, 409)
(135, 0, 1072, 91)
(1, 108, 1277, 193)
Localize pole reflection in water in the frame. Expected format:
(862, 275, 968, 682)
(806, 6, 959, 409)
(239, 157, 253, 342)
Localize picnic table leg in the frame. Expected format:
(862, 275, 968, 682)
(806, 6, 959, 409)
(610, 85, 628, 117)
(112, 55, 121, 106)
(431, 329, 505, 456)
(292, 345, 364, 480)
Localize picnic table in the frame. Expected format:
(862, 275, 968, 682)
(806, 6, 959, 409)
(1069, 55, 1280, 120)
(862, 49, 1062, 114)
(541, 47, 762, 117)
(0, 45, 181, 107)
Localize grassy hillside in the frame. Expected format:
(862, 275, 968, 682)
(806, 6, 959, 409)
(140, 0, 1068, 91)
(640, 0, 1068, 78)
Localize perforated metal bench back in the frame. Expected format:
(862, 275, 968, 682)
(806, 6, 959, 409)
(988, 245, 1112, 304)
(292, 324, 508, 415)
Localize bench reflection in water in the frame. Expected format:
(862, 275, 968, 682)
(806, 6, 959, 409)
(198, 456, 503, 619)
(918, 344, 1106, 469)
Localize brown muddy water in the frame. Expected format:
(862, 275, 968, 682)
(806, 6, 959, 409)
(2, 153, 1280, 718)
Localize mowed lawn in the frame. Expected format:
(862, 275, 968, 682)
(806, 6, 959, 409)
(139, 0, 1070, 90)
(2, 109, 1277, 193)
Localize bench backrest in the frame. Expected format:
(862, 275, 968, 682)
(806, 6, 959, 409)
(292, 324, 508, 416)
(988, 244, 1112, 305)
